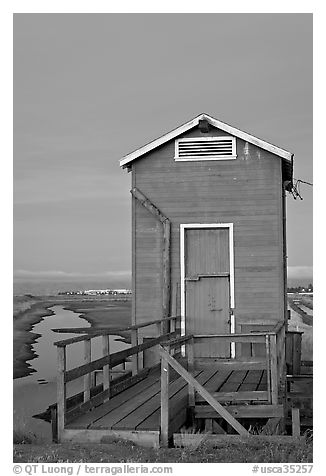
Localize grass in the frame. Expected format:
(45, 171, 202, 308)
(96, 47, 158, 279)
(13, 430, 37, 445)
(288, 298, 312, 327)
(13, 436, 313, 463)
(13, 418, 38, 445)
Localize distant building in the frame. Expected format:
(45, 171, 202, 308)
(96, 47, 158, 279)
(58, 289, 132, 296)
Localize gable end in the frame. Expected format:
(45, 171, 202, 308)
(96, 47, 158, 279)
(120, 113, 293, 169)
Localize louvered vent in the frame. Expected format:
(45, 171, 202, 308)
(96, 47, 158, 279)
(175, 137, 236, 160)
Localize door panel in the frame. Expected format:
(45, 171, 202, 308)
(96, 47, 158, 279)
(186, 228, 229, 276)
(186, 277, 230, 357)
(185, 228, 231, 358)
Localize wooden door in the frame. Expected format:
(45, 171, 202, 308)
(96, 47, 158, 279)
(185, 228, 231, 358)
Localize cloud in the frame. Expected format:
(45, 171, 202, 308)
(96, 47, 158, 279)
(287, 266, 313, 279)
(14, 269, 131, 280)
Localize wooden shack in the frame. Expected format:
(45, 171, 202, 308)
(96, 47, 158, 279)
(120, 113, 293, 363)
(51, 113, 299, 446)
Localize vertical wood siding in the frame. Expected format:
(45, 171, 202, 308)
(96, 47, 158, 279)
(132, 125, 285, 335)
(185, 228, 230, 276)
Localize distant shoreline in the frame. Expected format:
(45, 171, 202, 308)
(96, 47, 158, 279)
(13, 299, 55, 379)
(13, 295, 132, 380)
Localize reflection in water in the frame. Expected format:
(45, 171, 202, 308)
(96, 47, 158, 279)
(13, 305, 129, 441)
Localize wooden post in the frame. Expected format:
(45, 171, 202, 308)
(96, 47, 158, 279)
(57, 346, 66, 441)
(292, 332, 302, 375)
(286, 331, 303, 375)
(278, 325, 287, 434)
(131, 187, 171, 332)
(270, 334, 278, 404)
(102, 335, 110, 393)
(187, 337, 195, 408)
(162, 220, 171, 328)
(205, 419, 213, 433)
(170, 317, 176, 356)
(138, 334, 144, 370)
(265, 335, 272, 403)
(286, 331, 293, 374)
(83, 339, 91, 402)
(156, 321, 162, 337)
(292, 407, 301, 437)
(131, 329, 138, 376)
(50, 406, 58, 443)
(170, 316, 176, 334)
(279, 325, 286, 387)
(160, 347, 170, 447)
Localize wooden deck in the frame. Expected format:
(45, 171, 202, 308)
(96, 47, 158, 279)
(53, 317, 291, 447)
(60, 366, 272, 445)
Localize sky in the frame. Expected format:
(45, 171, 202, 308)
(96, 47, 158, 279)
(13, 13, 313, 287)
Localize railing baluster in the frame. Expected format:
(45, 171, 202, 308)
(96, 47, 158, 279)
(265, 335, 271, 403)
(138, 334, 144, 371)
(131, 328, 138, 376)
(57, 345, 66, 441)
(156, 321, 162, 336)
(270, 334, 278, 404)
(160, 345, 170, 447)
(187, 336, 195, 408)
(170, 317, 176, 334)
(83, 339, 91, 402)
(102, 335, 110, 393)
(292, 407, 301, 437)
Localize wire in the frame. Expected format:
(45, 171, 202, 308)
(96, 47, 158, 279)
(289, 178, 312, 200)
(293, 178, 313, 186)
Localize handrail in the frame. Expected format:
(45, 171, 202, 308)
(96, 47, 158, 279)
(160, 335, 192, 348)
(64, 331, 178, 383)
(53, 315, 181, 346)
(194, 321, 285, 340)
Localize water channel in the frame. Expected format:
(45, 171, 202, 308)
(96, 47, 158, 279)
(13, 305, 129, 441)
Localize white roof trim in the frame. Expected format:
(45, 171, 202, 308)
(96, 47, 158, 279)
(119, 113, 292, 168)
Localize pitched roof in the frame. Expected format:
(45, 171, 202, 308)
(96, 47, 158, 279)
(119, 113, 293, 168)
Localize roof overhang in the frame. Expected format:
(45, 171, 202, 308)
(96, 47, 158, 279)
(119, 113, 293, 169)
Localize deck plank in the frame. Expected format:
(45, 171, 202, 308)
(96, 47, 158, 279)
(257, 370, 267, 391)
(204, 369, 233, 392)
(137, 368, 217, 431)
(121, 370, 202, 431)
(90, 379, 162, 429)
(67, 372, 160, 429)
(218, 370, 248, 393)
(237, 370, 262, 392)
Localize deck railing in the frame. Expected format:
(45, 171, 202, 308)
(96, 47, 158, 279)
(159, 321, 286, 445)
(191, 321, 286, 404)
(53, 315, 181, 441)
(53, 317, 286, 444)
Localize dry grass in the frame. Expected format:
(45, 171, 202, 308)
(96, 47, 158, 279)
(13, 436, 313, 463)
(13, 417, 38, 445)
